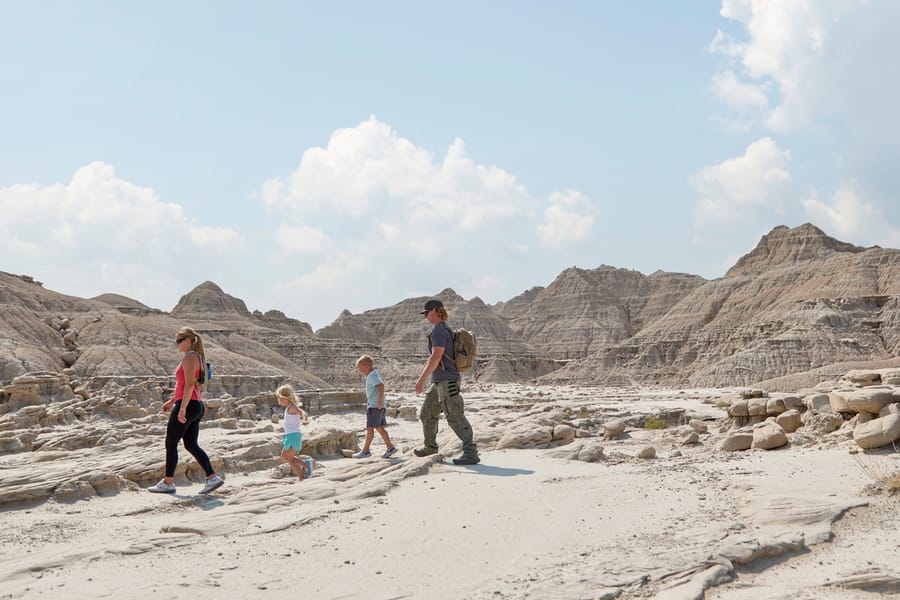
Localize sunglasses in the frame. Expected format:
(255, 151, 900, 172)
(175, 337, 188, 345)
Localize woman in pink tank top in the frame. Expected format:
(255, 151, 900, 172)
(147, 327, 224, 495)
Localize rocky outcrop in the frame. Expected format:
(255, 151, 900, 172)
(0, 273, 330, 392)
(725, 223, 865, 277)
(171, 280, 254, 320)
(507, 266, 706, 359)
(316, 289, 558, 383)
(544, 224, 900, 388)
(492, 285, 545, 320)
(3, 223, 900, 391)
(719, 368, 900, 451)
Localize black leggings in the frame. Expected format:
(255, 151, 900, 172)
(165, 400, 214, 478)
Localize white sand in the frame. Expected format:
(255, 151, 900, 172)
(1, 386, 898, 600)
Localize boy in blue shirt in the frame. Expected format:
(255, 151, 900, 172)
(353, 355, 398, 459)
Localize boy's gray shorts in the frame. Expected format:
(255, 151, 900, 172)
(366, 407, 387, 428)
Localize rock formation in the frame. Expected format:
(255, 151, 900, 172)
(543, 224, 900, 388)
(3, 223, 900, 392)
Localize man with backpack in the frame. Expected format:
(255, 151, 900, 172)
(413, 299, 480, 465)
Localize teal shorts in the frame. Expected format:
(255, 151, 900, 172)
(283, 432, 303, 451)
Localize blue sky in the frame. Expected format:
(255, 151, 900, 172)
(2, 1, 899, 329)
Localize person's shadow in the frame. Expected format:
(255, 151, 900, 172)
(176, 494, 225, 510)
(454, 464, 533, 477)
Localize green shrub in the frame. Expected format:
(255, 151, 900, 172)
(644, 417, 669, 430)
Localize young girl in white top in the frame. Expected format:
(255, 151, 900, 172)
(276, 384, 310, 480)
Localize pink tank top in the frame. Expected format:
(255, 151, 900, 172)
(173, 351, 202, 403)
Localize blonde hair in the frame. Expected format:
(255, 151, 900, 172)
(436, 307, 449, 320)
(177, 327, 207, 387)
(356, 354, 374, 368)
(276, 384, 303, 409)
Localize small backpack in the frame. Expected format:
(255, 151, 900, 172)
(440, 324, 477, 372)
(193, 351, 212, 385)
(199, 360, 212, 384)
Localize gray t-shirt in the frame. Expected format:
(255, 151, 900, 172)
(428, 322, 460, 382)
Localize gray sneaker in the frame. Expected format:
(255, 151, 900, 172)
(382, 447, 398, 459)
(199, 474, 225, 494)
(148, 479, 175, 494)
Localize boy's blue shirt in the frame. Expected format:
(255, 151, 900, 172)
(365, 369, 385, 408)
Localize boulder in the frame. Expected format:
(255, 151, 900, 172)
(828, 392, 852, 414)
(719, 433, 753, 452)
(688, 419, 709, 433)
(801, 410, 844, 434)
(853, 414, 900, 449)
(881, 403, 900, 417)
(781, 395, 804, 411)
(775, 409, 802, 433)
(728, 399, 749, 417)
(747, 397, 768, 417)
(843, 370, 882, 385)
(552, 424, 576, 444)
(637, 446, 656, 459)
(881, 369, 900, 385)
(751, 422, 788, 450)
(804, 393, 831, 412)
(603, 419, 626, 440)
(765, 397, 787, 415)
(681, 431, 700, 445)
(496, 423, 553, 450)
(577, 444, 604, 463)
(844, 388, 896, 415)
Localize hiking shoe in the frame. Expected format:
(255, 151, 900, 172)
(352, 450, 372, 458)
(452, 455, 480, 465)
(413, 447, 438, 457)
(148, 479, 175, 494)
(382, 447, 398, 459)
(199, 474, 225, 494)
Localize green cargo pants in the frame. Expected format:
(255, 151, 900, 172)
(420, 380, 478, 459)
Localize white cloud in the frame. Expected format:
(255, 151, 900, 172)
(708, 28, 745, 59)
(691, 137, 792, 231)
(261, 116, 543, 233)
(262, 117, 435, 219)
(273, 224, 334, 257)
(802, 183, 900, 247)
(0, 161, 247, 308)
(191, 226, 247, 253)
(537, 190, 596, 250)
(711, 0, 829, 131)
(705, 1, 900, 253)
(255, 117, 599, 325)
(0, 120, 598, 328)
(278, 251, 366, 294)
(710, 70, 768, 113)
(711, 1, 900, 134)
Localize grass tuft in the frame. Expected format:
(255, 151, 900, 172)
(853, 444, 900, 495)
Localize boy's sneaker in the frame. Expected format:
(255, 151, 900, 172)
(352, 450, 372, 458)
(199, 474, 225, 494)
(413, 447, 438, 457)
(382, 447, 398, 459)
(148, 479, 175, 494)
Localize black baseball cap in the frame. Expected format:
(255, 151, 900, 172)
(420, 299, 444, 314)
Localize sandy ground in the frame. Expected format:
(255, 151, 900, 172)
(1, 385, 898, 600)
